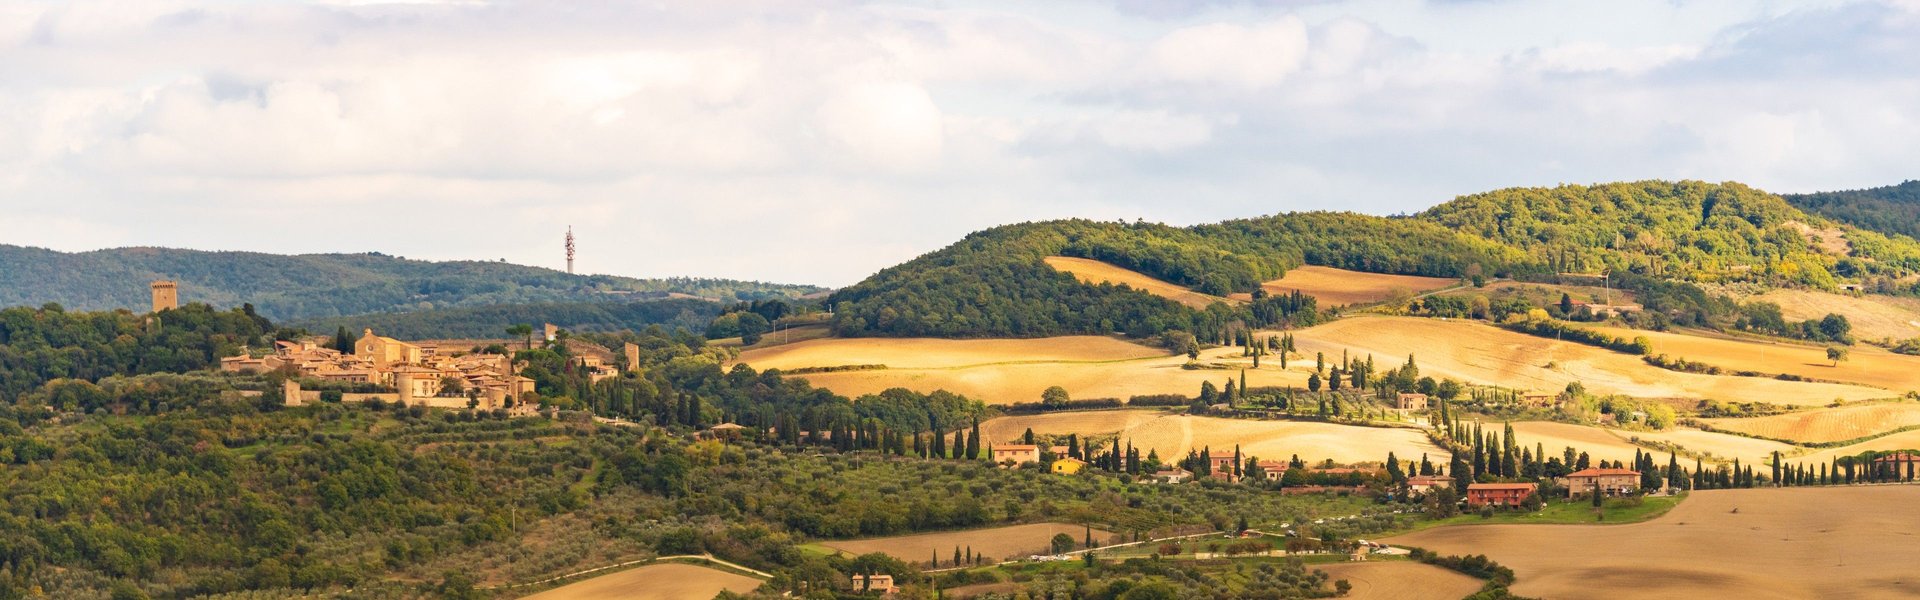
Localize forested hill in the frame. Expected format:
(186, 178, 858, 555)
(1785, 180, 1920, 241)
(0, 245, 826, 322)
(830, 180, 1920, 339)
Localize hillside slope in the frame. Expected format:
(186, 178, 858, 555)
(1785, 180, 1920, 240)
(0, 245, 824, 321)
(830, 180, 1920, 339)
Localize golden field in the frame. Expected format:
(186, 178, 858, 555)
(1044, 256, 1230, 309)
(1285, 316, 1890, 405)
(1699, 402, 1920, 445)
(980, 410, 1447, 465)
(1312, 561, 1486, 600)
(1239, 266, 1458, 307)
(1387, 486, 1920, 599)
(1501, 421, 1792, 465)
(736, 336, 1307, 404)
(517, 563, 761, 600)
(1747, 288, 1920, 342)
(1583, 324, 1920, 392)
(818, 523, 1113, 563)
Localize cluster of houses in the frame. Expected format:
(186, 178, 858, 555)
(221, 326, 624, 410)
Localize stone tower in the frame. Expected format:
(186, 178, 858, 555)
(150, 280, 178, 313)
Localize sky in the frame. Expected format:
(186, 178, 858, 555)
(3, 0, 1917, 287)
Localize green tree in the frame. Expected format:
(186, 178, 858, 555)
(1042, 385, 1070, 407)
(1051, 532, 1076, 554)
(1828, 346, 1850, 367)
(506, 323, 535, 350)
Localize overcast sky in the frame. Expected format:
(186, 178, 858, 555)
(3, 0, 1917, 286)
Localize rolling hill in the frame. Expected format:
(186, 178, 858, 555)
(828, 180, 1920, 340)
(0, 245, 825, 322)
(1785, 180, 1920, 240)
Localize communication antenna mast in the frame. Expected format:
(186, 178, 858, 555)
(565, 226, 576, 275)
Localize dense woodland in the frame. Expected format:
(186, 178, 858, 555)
(829, 181, 1920, 340)
(1786, 180, 1920, 240)
(0, 245, 821, 321)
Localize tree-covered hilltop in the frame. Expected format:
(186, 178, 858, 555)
(827, 215, 1522, 338)
(292, 298, 721, 340)
(1785, 180, 1920, 240)
(829, 180, 1920, 339)
(0, 245, 825, 322)
(0, 302, 289, 401)
(1420, 180, 1920, 286)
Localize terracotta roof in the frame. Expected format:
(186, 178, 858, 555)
(1564, 468, 1640, 478)
(995, 444, 1038, 451)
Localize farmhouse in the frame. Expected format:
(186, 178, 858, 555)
(1465, 483, 1537, 507)
(991, 444, 1070, 465)
(1394, 392, 1429, 411)
(1252, 460, 1291, 480)
(1560, 468, 1641, 496)
(1151, 469, 1193, 484)
(1051, 456, 1088, 475)
(1407, 475, 1453, 494)
(851, 574, 896, 594)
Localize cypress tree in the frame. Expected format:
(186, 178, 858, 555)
(968, 419, 982, 459)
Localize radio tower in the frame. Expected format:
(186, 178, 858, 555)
(565, 226, 576, 275)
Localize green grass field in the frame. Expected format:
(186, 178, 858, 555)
(1397, 494, 1684, 534)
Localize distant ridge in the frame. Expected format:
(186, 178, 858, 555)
(0, 245, 825, 322)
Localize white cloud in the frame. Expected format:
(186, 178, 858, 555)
(1147, 18, 1311, 88)
(0, 0, 1917, 287)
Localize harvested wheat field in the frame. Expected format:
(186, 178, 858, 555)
(1313, 561, 1485, 600)
(518, 562, 761, 600)
(820, 523, 1111, 563)
(1245, 266, 1456, 307)
(1700, 402, 1920, 445)
(1044, 256, 1230, 309)
(1617, 427, 1799, 464)
(739, 337, 1307, 404)
(1747, 288, 1920, 342)
(981, 410, 1446, 465)
(1505, 421, 1793, 465)
(1387, 486, 1920, 599)
(1798, 428, 1920, 463)
(1285, 316, 1888, 405)
(1585, 325, 1920, 392)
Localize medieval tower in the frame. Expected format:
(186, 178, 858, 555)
(150, 280, 178, 313)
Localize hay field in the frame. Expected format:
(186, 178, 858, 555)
(1245, 266, 1456, 306)
(738, 337, 1308, 404)
(1799, 428, 1920, 463)
(1386, 486, 1920, 599)
(518, 563, 761, 600)
(1508, 421, 1793, 465)
(1284, 316, 1889, 405)
(819, 523, 1111, 563)
(1044, 256, 1230, 309)
(1700, 403, 1920, 445)
(1747, 288, 1920, 341)
(1584, 325, 1920, 392)
(1313, 562, 1485, 600)
(981, 410, 1447, 465)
